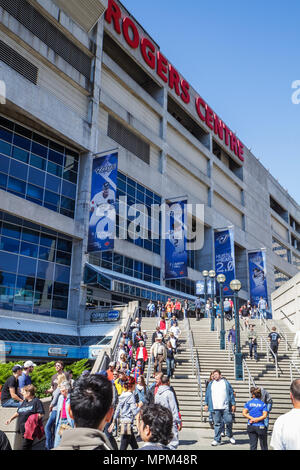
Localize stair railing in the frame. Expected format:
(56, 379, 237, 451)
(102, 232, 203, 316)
(260, 336, 278, 378)
(146, 355, 153, 388)
(184, 317, 204, 421)
(243, 359, 257, 396)
(289, 359, 300, 382)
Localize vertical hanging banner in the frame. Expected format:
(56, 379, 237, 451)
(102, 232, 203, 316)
(165, 200, 188, 280)
(88, 153, 118, 253)
(214, 227, 236, 295)
(248, 250, 268, 306)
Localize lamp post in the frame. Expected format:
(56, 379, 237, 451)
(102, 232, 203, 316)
(230, 279, 243, 380)
(209, 270, 216, 331)
(202, 270, 209, 316)
(217, 273, 226, 350)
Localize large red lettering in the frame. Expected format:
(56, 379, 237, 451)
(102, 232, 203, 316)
(223, 124, 231, 147)
(180, 79, 190, 104)
(122, 17, 139, 49)
(140, 38, 156, 69)
(105, 0, 122, 34)
(214, 114, 224, 140)
(157, 52, 168, 83)
(230, 133, 238, 156)
(205, 105, 214, 130)
(169, 65, 180, 96)
(237, 140, 244, 161)
(195, 96, 206, 122)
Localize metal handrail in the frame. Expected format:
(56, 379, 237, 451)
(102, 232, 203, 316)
(243, 359, 257, 396)
(289, 359, 300, 382)
(280, 309, 294, 326)
(260, 336, 278, 378)
(146, 355, 153, 388)
(184, 317, 204, 421)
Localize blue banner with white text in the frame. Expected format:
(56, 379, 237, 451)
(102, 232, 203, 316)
(248, 250, 268, 306)
(165, 200, 188, 280)
(214, 228, 236, 296)
(88, 153, 118, 253)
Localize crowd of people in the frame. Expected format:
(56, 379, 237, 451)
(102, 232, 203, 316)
(1, 297, 300, 451)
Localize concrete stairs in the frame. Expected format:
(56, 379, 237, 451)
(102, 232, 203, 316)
(140, 315, 299, 432)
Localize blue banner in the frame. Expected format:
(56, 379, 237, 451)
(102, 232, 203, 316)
(165, 200, 188, 280)
(88, 153, 118, 253)
(248, 250, 268, 306)
(214, 228, 236, 296)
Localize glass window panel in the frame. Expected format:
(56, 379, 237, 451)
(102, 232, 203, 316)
(14, 124, 32, 139)
(0, 155, 9, 173)
(53, 282, 69, 297)
(51, 309, 67, 319)
(7, 177, 26, 195)
(0, 117, 14, 130)
(47, 161, 62, 178)
(59, 208, 74, 218)
(0, 236, 20, 254)
(16, 275, 35, 290)
(0, 172, 7, 189)
(21, 228, 39, 244)
(44, 191, 59, 207)
(0, 287, 14, 309)
(54, 265, 70, 283)
(2, 223, 21, 239)
(57, 239, 72, 253)
(61, 181, 76, 199)
(56, 251, 71, 266)
(30, 153, 46, 171)
(35, 278, 53, 295)
(0, 140, 11, 156)
(9, 159, 28, 180)
(31, 142, 48, 158)
(60, 197, 75, 211)
(45, 174, 61, 193)
(0, 272, 16, 288)
(27, 184, 44, 200)
(13, 134, 31, 151)
(18, 256, 37, 277)
(52, 296, 68, 310)
(37, 260, 54, 280)
(48, 150, 64, 166)
(0, 128, 13, 143)
(38, 245, 55, 262)
(39, 233, 56, 249)
(12, 146, 29, 163)
(63, 169, 77, 183)
(28, 167, 45, 186)
(20, 241, 38, 258)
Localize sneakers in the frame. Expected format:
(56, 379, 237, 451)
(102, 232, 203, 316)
(221, 432, 225, 437)
(211, 440, 221, 446)
(229, 437, 236, 445)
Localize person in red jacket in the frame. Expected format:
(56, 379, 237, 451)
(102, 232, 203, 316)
(135, 341, 148, 373)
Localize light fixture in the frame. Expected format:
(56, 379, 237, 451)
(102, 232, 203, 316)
(230, 279, 242, 292)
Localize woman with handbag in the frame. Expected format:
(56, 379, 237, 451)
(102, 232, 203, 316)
(53, 381, 74, 448)
(108, 376, 141, 450)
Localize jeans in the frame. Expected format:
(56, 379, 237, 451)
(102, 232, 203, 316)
(45, 410, 57, 450)
(166, 358, 175, 377)
(247, 425, 268, 450)
(259, 309, 267, 319)
(212, 409, 233, 443)
(249, 342, 258, 360)
(1, 398, 21, 408)
(120, 429, 138, 450)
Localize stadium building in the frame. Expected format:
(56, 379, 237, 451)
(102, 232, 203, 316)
(0, 0, 299, 360)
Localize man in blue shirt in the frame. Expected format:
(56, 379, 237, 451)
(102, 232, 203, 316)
(18, 361, 36, 397)
(243, 387, 268, 450)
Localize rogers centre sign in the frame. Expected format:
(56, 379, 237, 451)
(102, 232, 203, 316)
(105, 0, 244, 163)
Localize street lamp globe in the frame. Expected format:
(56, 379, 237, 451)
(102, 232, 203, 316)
(209, 270, 216, 278)
(217, 274, 226, 284)
(202, 270, 209, 278)
(230, 279, 242, 292)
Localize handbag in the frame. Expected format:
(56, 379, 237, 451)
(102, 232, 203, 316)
(58, 422, 73, 436)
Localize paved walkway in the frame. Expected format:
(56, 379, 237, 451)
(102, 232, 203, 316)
(177, 428, 272, 450)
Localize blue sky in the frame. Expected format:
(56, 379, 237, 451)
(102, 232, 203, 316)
(122, 0, 300, 204)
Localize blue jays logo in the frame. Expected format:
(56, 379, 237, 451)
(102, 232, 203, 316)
(217, 234, 229, 244)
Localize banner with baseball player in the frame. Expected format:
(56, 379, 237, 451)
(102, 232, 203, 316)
(248, 249, 268, 306)
(214, 227, 236, 296)
(88, 152, 118, 253)
(164, 199, 188, 280)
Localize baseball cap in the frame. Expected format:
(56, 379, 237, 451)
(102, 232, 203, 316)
(12, 364, 23, 373)
(24, 360, 36, 368)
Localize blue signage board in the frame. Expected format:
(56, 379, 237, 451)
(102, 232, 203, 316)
(248, 250, 268, 306)
(214, 227, 236, 296)
(165, 200, 188, 280)
(88, 153, 118, 253)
